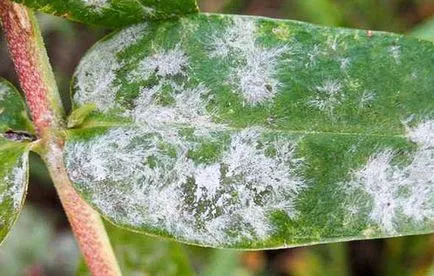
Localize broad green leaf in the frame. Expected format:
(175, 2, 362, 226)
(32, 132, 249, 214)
(0, 79, 33, 244)
(66, 14, 434, 249)
(13, 0, 199, 28)
(76, 223, 194, 275)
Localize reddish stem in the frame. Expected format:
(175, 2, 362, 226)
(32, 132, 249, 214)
(0, 0, 62, 135)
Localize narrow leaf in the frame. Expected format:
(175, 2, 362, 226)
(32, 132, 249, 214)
(0, 79, 33, 244)
(66, 14, 434, 249)
(12, 0, 199, 28)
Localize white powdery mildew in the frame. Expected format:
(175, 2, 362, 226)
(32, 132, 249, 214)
(305, 44, 322, 68)
(74, 24, 146, 111)
(0, 154, 28, 212)
(209, 17, 288, 105)
(82, 0, 110, 11)
(359, 90, 376, 108)
(66, 127, 304, 245)
(346, 120, 434, 233)
(339, 57, 351, 71)
(388, 45, 401, 64)
(0, 82, 8, 102)
(308, 79, 344, 113)
(131, 83, 212, 127)
(128, 45, 189, 82)
(124, 45, 220, 134)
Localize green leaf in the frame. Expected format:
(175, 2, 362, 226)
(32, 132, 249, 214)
(0, 79, 33, 244)
(13, 0, 199, 28)
(66, 14, 434, 249)
(0, 79, 33, 133)
(76, 223, 194, 275)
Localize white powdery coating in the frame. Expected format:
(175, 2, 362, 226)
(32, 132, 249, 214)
(74, 24, 146, 111)
(65, 127, 304, 245)
(308, 79, 344, 113)
(388, 45, 401, 64)
(129, 45, 189, 81)
(209, 17, 288, 105)
(359, 90, 376, 108)
(124, 45, 217, 131)
(131, 83, 213, 128)
(0, 82, 8, 102)
(1, 154, 28, 211)
(347, 120, 434, 233)
(82, 0, 110, 11)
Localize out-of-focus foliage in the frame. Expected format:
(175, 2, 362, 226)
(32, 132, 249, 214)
(76, 223, 256, 276)
(200, 0, 434, 33)
(411, 17, 434, 41)
(286, 244, 349, 276)
(0, 206, 79, 275)
(76, 223, 194, 276)
(383, 235, 434, 276)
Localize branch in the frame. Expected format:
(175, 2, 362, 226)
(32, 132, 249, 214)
(0, 0, 63, 135)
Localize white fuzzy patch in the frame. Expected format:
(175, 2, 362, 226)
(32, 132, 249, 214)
(308, 79, 344, 113)
(128, 45, 189, 82)
(65, 126, 304, 245)
(339, 57, 351, 71)
(388, 45, 401, 64)
(1, 154, 28, 211)
(209, 17, 288, 105)
(0, 82, 8, 102)
(359, 90, 376, 108)
(82, 0, 110, 11)
(131, 83, 212, 128)
(306, 44, 321, 68)
(346, 120, 434, 233)
(74, 24, 146, 111)
(123, 44, 217, 132)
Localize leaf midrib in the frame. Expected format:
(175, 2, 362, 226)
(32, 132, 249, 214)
(70, 119, 407, 140)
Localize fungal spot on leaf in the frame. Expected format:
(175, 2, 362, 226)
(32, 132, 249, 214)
(346, 120, 434, 233)
(208, 17, 288, 105)
(65, 126, 306, 246)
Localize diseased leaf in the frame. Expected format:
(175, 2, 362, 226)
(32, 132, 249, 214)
(66, 14, 434, 249)
(12, 0, 199, 28)
(0, 78, 33, 133)
(76, 223, 194, 276)
(0, 79, 33, 244)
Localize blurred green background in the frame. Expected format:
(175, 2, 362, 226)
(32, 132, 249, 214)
(1, 0, 434, 275)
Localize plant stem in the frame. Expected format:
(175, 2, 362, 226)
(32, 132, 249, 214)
(0, 0, 63, 136)
(0, 1, 122, 275)
(45, 141, 122, 276)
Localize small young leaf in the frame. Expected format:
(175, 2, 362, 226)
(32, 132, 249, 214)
(12, 0, 199, 28)
(67, 103, 96, 128)
(0, 79, 33, 244)
(66, 14, 434, 249)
